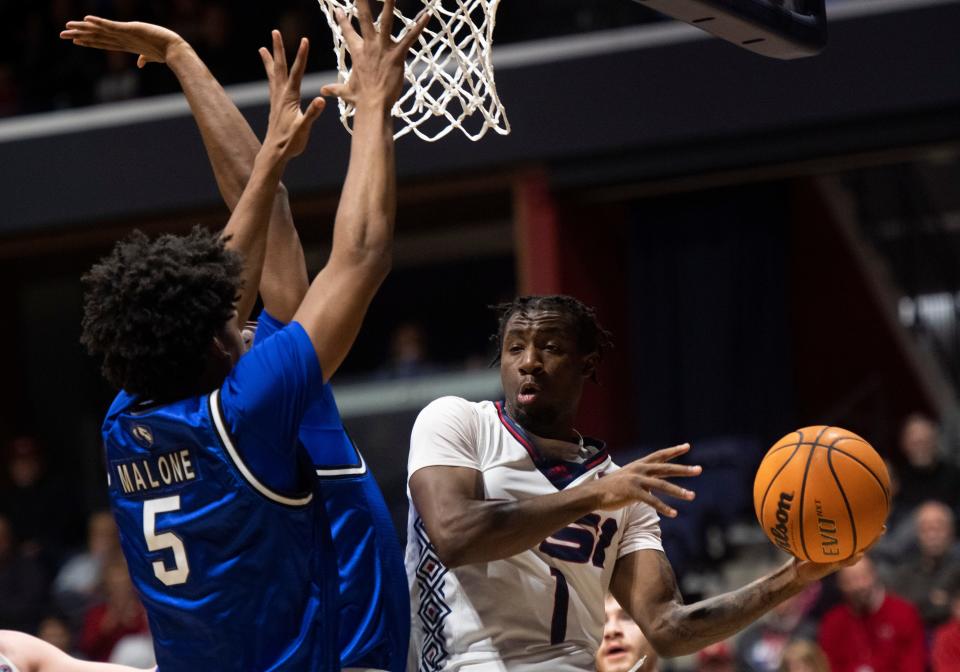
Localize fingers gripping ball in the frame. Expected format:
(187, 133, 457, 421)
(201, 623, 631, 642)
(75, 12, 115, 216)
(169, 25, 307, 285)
(753, 426, 890, 563)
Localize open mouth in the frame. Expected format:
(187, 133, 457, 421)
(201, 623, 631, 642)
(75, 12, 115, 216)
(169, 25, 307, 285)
(517, 381, 541, 404)
(603, 644, 628, 659)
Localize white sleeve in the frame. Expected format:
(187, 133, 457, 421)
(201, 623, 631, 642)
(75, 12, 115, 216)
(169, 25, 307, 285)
(618, 502, 664, 558)
(408, 396, 482, 478)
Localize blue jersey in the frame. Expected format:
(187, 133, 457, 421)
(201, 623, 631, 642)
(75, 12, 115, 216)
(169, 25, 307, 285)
(102, 323, 339, 671)
(256, 312, 410, 671)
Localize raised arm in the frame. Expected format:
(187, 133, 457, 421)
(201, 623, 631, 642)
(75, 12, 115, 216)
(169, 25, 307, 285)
(290, 0, 429, 381)
(411, 444, 699, 568)
(61, 18, 309, 321)
(610, 546, 859, 658)
(0, 630, 151, 672)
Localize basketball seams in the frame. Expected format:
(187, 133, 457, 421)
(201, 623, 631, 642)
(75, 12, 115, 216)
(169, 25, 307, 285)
(798, 426, 832, 561)
(759, 430, 805, 525)
(826, 438, 857, 560)
(828, 445, 891, 504)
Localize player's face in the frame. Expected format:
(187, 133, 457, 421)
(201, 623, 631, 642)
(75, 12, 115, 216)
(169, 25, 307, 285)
(596, 595, 650, 672)
(499, 309, 593, 432)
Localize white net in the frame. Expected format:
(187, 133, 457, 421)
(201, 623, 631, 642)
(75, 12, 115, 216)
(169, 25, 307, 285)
(316, 0, 510, 142)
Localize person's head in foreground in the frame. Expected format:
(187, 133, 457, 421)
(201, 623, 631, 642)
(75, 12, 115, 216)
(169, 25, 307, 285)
(778, 639, 830, 672)
(836, 555, 884, 614)
(81, 227, 244, 401)
(596, 594, 659, 672)
(493, 295, 612, 435)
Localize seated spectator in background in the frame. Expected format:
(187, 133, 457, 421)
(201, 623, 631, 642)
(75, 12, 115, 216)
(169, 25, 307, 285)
(376, 321, 438, 379)
(596, 594, 659, 672)
(736, 582, 821, 672)
(54, 511, 122, 621)
(932, 581, 960, 672)
(819, 556, 926, 672)
(0, 435, 84, 560)
(696, 641, 735, 672)
(778, 640, 829, 672)
(79, 562, 148, 662)
(895, 414, 960, 513)
(888, 500, 960, 630)
(0, 514, 48, 632)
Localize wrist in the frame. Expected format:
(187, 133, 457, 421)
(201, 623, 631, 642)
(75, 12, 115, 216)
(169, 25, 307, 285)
(354, 99, 394, 120)
(164, 39, 195, 67)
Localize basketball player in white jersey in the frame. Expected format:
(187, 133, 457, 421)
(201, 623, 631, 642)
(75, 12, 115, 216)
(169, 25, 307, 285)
(0, 631, 151, 672)
(406, 295, 859, 671)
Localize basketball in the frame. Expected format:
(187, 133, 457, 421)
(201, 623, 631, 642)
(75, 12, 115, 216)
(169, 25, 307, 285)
(753, 426, 891, 563)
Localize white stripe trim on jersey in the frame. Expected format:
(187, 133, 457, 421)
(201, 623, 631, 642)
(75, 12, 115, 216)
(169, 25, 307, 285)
(315, 452, 367, 477)
(209, 389, 313, 507)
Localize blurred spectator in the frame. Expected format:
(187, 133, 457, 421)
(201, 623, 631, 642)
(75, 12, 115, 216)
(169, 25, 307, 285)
(53, 510, 123, 621)
(887, 500, 960, 630)
(778, 639, 829, 672)
(78, 561, 148, 662)
(895, 414, 960, 512)
(37, 613, 81, 657)
(0, 514, 48, 632)
(0, 435, 83, 559)
(932, 582, 960, 672)
(109, 633, 156, 667)
(94, 50, 139, 103)
(595, 594, 659, 672)
(376, 322, 438, 379)
(819, 556, 926, 672)
(696, 641, 735, 672)
(736, 582, 821, 672)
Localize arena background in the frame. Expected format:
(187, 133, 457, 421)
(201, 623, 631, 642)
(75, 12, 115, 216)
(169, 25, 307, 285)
(0, 0, 959, 669)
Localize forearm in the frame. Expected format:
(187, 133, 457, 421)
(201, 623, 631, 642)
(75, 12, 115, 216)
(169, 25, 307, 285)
(421, 481, 605, 567)
(222, 149, 286, 322)
(166, 43, 260, 207)
(166, 45, 308, 319)
(330, 103, 395, 267)
(652, 561, 802, 656)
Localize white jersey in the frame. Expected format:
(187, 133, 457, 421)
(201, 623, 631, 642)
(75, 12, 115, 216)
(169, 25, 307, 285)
(405, 397, 663, 672)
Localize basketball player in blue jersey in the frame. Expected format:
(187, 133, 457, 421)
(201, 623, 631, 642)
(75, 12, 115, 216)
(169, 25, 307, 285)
(71, 3, 428, 668)
(64, 7, 418, 668)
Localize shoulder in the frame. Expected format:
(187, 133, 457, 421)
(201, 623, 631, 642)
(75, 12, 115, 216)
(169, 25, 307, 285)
(414, 397, 487, 429)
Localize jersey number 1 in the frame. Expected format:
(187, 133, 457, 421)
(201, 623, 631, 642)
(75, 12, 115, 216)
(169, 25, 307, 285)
(143, 496, 190, 586)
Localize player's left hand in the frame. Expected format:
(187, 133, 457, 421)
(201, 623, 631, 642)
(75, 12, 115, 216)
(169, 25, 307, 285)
(60, 16, 188, 68)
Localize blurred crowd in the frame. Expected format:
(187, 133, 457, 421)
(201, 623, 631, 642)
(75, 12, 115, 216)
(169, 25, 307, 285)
(0, 0, 661, 118)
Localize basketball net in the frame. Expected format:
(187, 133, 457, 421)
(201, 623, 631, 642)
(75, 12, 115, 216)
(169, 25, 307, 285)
(316, 0, 510, 142)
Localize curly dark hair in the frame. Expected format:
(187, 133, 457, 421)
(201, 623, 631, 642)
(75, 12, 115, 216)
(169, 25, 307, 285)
(490, 295, 613, 375)
(81, 226, 242, 401)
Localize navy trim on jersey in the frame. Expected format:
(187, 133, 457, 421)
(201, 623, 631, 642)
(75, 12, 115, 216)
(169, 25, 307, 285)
(413, 516, 450, 672)
(494, 401, 608, 490)
(208, 389, 314, 507)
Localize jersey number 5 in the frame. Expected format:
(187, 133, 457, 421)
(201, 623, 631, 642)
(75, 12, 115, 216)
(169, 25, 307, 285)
(143, 496, 190, 586)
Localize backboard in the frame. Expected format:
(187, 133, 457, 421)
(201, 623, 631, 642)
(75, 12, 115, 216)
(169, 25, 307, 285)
(635, 0, 827, 59)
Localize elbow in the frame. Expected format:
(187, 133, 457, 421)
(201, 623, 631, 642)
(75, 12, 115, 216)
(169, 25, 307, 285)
(429, 531, 471, 569)
(336, 244, 392, 283)
(644, 614, 692, 658)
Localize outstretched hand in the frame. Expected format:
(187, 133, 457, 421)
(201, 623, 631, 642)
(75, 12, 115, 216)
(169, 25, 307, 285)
(321, 0, 431, 109)
(595, 443, 702, 517)
(259, 30, 325, 162)
(60, 16, 187, 68)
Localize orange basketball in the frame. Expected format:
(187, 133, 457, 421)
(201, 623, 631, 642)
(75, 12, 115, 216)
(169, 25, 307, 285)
(753, 426, 890, 563)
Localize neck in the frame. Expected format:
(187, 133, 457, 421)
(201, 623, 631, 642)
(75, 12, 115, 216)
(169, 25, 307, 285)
(505, 402, 579, 443)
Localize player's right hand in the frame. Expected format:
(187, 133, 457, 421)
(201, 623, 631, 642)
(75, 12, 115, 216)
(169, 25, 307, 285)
(259, 31, 325, 163)
(595, 444, 701, 517)
(320, 0, 431, 110)
(60, 16, 188, 68)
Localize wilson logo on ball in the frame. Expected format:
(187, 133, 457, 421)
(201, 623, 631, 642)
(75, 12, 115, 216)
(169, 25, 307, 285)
(770, 491, 795, 553)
